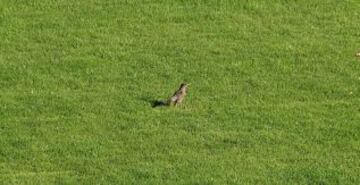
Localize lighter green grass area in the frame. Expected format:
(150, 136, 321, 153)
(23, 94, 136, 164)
(1, 0, 360, 184)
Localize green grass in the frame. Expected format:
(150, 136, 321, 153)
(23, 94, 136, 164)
(1, 0, 360, 184)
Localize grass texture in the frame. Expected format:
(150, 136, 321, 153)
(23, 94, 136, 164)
(1, 0, 360, 184)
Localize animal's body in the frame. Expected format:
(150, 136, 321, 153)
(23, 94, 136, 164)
(168, 83, 189, 106)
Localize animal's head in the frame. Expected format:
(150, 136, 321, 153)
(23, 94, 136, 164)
(180, 83, 189, 87)
(180, 83, 190, 90)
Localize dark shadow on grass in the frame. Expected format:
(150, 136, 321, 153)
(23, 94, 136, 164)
(151, 100, 168, 108)
(140, 96, 168, 108)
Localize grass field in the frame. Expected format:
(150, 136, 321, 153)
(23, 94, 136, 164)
(1, 0, 360, 184)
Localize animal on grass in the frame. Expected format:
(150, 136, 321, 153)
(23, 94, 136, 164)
(152, 83, 190, 108)
(168, 83, 189, 106)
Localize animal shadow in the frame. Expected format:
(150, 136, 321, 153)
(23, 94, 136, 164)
(151, 100, 168, 108)
(139, 96, 168, 108)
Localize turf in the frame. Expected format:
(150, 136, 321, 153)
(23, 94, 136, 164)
(1, 0, 360, 184)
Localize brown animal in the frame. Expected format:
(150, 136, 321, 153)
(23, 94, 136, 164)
(152, 83, 190, 108)
(168, 83, 189, 106)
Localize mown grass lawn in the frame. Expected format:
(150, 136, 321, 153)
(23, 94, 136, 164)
(1, 0, 360, 184)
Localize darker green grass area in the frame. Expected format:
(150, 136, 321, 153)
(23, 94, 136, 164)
(1, 0, 360, 184)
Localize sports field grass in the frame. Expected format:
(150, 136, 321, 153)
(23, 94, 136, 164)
(1, 0, 360, 184)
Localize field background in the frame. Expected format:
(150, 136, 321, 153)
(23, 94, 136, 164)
(1, 0, 360, 184)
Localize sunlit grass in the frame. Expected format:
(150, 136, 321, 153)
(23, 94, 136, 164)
(1, 0, 360, 184)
